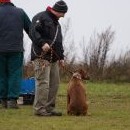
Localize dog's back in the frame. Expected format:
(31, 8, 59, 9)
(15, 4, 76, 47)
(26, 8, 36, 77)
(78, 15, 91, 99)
(67, 71, 88, 116)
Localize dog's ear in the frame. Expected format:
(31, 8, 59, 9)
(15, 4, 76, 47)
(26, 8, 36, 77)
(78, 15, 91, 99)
(72, 72, 82, 79)
(78, 69, 90, 80)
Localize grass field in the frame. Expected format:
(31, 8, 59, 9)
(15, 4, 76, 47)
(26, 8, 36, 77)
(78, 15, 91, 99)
(0, 82, 130, 130)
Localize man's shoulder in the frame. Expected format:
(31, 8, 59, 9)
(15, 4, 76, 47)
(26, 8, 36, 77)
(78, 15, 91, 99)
(0, 3, 25, 15)
(32, 11, 50, 22)
(33, 11, 46, 19)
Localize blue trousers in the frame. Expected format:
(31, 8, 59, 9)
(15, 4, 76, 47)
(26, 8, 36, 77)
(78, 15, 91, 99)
(0, 52, 23, 100)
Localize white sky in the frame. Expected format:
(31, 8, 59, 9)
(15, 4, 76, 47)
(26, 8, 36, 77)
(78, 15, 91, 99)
(12, 0, 130, 61)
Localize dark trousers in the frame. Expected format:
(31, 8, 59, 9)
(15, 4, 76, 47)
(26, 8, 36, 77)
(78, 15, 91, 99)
(0, 52, 23, 100)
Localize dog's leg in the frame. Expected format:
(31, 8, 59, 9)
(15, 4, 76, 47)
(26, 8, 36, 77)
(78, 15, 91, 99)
(67, 92, 70, 114)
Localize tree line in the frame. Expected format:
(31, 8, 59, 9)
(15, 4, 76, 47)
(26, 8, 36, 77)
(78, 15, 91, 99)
(23, 19, 130, 82)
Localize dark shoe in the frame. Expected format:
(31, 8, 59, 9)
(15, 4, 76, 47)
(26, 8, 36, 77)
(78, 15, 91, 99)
(34, 111, 62, 116)
(50, 111, 62, 116)
(1, 99, 7, 108)
(7, 99, 19, 109)
(35, 112, 52, 116)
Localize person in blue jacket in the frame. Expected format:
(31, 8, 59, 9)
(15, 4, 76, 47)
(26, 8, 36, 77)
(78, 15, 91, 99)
(0, 0, 31, 108)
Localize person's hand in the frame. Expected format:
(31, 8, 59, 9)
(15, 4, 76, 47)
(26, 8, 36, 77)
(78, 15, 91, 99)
(42, 43, 50, 52)
(59, 60, 65, 68)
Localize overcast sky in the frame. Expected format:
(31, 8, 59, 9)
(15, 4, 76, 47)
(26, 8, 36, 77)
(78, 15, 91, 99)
(12, 0, 130, 61)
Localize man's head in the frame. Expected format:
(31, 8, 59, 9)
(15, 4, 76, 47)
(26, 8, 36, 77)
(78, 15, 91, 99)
(0, 0, 10, 2)
(51, 0, 68, 18)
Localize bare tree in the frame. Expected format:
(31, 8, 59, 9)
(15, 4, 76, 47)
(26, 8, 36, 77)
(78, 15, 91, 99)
(82, 26, 115, 80)
(61, 18, 76, 64)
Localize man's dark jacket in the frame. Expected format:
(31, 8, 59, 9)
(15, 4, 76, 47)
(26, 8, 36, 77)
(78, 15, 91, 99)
(30, 8, 64, 62)
(0, 2, 31, 52)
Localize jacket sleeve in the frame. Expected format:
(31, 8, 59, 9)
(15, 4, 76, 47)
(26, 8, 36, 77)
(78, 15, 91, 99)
(58, 38, 64, 60)
(57, 25, 64, 60)
(23, 11, 31, 36)
(60, 43, 64, 60)
(29, 16, 52, 48)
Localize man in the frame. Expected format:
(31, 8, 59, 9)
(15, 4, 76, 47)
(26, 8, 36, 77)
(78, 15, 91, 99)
(30, 0, 68, 116)
(0, 0, 31, 108)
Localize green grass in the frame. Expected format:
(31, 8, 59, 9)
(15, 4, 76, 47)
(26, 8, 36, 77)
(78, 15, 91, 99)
(0, 82, 130, 130)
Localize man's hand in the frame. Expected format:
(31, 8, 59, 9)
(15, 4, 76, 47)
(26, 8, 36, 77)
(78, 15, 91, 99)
(42, 43, 50, 52)
(59, 60, 65, 68)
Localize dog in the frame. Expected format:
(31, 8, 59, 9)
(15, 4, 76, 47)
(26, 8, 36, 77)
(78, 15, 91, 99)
(67, 69, 89, 116)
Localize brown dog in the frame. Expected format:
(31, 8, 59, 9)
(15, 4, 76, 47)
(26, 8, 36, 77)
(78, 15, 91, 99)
(67, 69, 89, 116)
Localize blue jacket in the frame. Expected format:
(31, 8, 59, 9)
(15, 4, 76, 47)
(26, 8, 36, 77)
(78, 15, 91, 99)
(0, 3, 31, 52)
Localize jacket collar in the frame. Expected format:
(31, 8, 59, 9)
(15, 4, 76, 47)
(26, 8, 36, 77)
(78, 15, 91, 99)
(0, 2, 14, 6)
(46, 6, 59, 23)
